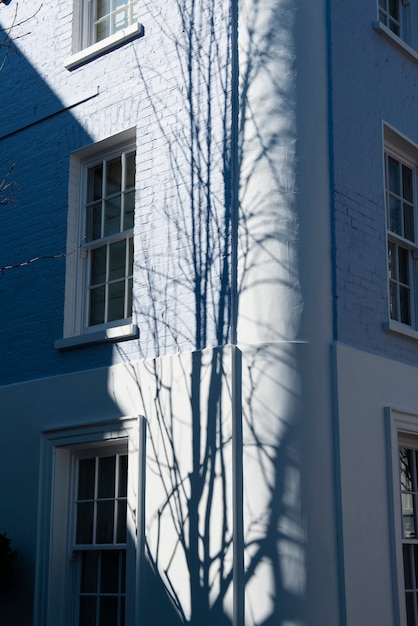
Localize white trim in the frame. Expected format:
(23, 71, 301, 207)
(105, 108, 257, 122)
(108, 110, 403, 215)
(384, 319, 418, 341)
(374, 21, 418, 63)
(62, 130, 137, 343)
(386, 408, 418, 626)
(65, 23, 144, 70)
(55, 322, 139, 350)
(34, 416, 145, 626)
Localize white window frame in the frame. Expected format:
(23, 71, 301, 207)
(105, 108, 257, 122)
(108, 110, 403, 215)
(34, 416, 145, 626)
(377, 0, 417, 48)
(383, 126, 418, 341)
(55, 130, 139, 350)
(65, 0, 143, 71)
(387, 408, 418, 626)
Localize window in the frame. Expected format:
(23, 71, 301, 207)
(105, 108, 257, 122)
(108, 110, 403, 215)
(65, 0, 143, 71)
(378, 0, 414, 47)
(34, 417, 144, 626)
(74, 450, 128, 626)
(84, 148, 135, 328)
(384, 127, 418, 337)
(56, 131, 138, 349)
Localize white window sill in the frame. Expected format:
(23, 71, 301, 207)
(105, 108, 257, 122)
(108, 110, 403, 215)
(384, 319, 418, 342)
(373, 21, 418, 64)
(64, 23, 144, 71)
(55, 323, 139, 350)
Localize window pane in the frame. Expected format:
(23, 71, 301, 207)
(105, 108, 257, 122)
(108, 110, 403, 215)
(79, 596, 97, 626)
(106, 158, 122, 196)
(89, 286, 106, 326)
(78, 458, 95, 500)
(127, 277, 133, 317)
(405, 203, 415, 242)
(118, 455, 128, 497)
(108, 281, 125, 322)
(389, 156, 400, 194)
(398, 247, 409, 285)
(113, 8, 128, 32)
(86, 202, 102, 242)
(125, 152, 135, 189)
(116, 500, 127, 543)
(400, 286, 411, 325)
(91, 246, 107, 286)
(123, 191, 135, 231)
(76, 502, 94, 544)
(98, 456, 116, 499)
(109, 241, 126, 281)
(406, 592, 415, 626)
(96, 501, 115, 543)
(101, 551, 120, 593)
(388, 241, 396, 279)
(96, 0, 111, 18)
(81, 551, 99, 593)
(403, 165, 414, 202)
(87, 165, 103, 203)
(96, 19, 110, 41)
(389, 281, 398, 320)
(390, 196, 402, 234)
(104, 197, 121, 237)
(389, 0, 399, 20)
(99, 597, 118, 626)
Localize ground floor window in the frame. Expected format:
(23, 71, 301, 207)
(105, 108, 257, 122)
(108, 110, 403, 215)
(34, 417, 145, 626)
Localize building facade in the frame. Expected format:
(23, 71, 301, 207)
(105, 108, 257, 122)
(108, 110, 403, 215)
(1, 0, 418, 625)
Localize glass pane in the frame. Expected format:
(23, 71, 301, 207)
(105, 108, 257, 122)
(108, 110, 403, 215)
(101, 551, 120, 593)
(118, 455, 128, 497)
(405, 203, 415, 242)
(388, 156, 400, 194)
(121, 551, 126, 591)
(89, 286, 106, 326)
(98, 456, 116, 499)
(96, 0, 111, 18)
(406, 592, 415, 626)
(389, 0, 399, 20)
(414, 544, 418, 590)
(401, 448, 414, 491)
(86, 203, 102, 242)
(108, 281, 125, 322)
(79, 596, 97, 626)
(123, 191, 135, 231)
(125, 152, 135, 189)
(404, 544, 414, 589)
(91, 246, 107, 286)
(390, 196, 402, 234)
(128, 239, 133, 276)
(400, 286, 411, 325)
(81, 550, 99, 593)
(106, 158, 122, 196)
(113, 8, 128, 32)
(388, 241, 396, 279)
(96, 501, 115, 543)
(116, 500, 127, 543)
(99, 597, 118, 626)
(403, 165, 414, 202)
(96, 19, 110, 42)
(76, 502, 94, 544)
(115, 0, 128, 9)
(78, 458, 95, 500)
(109, 241, 126, 281)
(389, 280, 398, 320)
(127, 277, 133, 317)
(104, 197, 121, 237)
(87, 165, 103, 202)
(398, 247, 410, 285)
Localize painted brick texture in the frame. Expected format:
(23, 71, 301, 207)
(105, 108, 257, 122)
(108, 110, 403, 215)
(0, 0, 233, 384)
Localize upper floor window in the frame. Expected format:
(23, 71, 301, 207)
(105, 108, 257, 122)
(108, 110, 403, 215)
(55, 130, 138, 350)
(86, 0, 138, 47)
(377, 0, 416, 51)
(385, 150, 416, 326)
(84, 149, 135, 328)
(65, 0, 143, 70)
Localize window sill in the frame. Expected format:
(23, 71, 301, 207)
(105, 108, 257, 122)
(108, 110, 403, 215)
(64, 23, 144, 71)
(55, 323, 139, 350)
(373, 21, 418, 64)
(384, 319, 418, 342)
